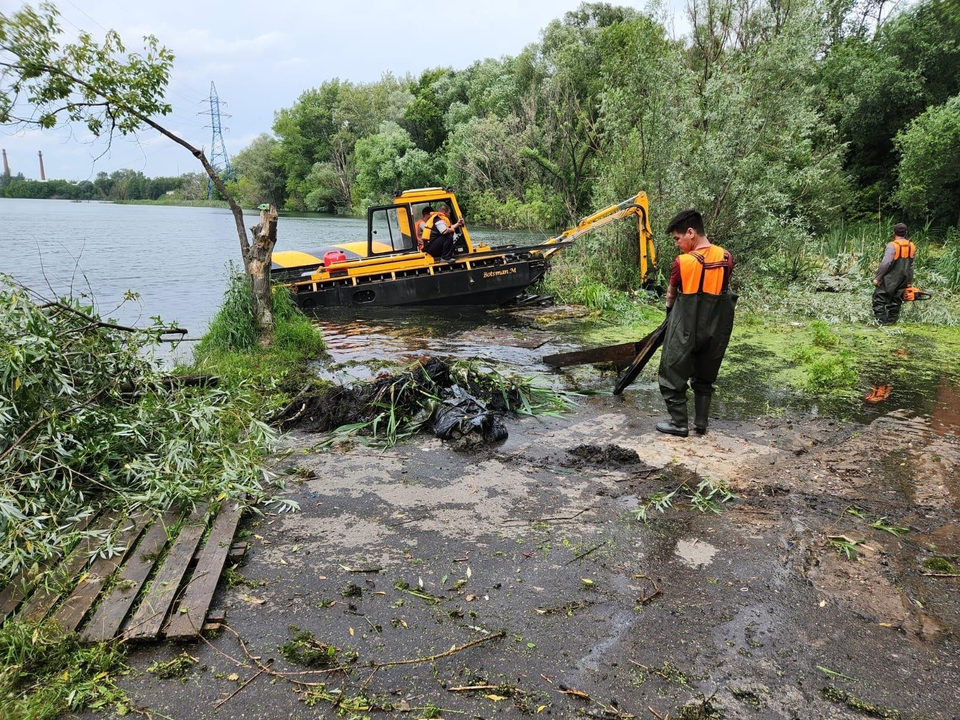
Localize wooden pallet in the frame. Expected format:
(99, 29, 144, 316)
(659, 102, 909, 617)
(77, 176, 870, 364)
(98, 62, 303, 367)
(0, 500, 246, 643)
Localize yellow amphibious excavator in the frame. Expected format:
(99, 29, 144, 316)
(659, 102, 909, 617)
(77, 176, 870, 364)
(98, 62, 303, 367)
(272, 187, 656, 309)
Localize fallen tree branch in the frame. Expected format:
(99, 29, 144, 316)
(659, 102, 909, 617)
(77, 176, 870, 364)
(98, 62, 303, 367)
(41, 300, 187, 337)
(564, 542, 605, 565)
(213, 658, 273, 709)
(504, 507, 592, 524)
(371, 632, 506, 669)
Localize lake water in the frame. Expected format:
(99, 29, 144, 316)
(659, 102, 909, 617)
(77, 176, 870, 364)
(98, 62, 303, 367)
(0, 198, 546, 336)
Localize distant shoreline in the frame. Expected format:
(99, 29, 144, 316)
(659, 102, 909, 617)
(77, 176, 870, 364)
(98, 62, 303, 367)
(112, 198, 230, 209)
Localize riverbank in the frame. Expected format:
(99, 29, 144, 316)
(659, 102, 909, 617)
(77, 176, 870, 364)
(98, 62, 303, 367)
(5, 288, 959, 719)
(101, 301, 960, 719)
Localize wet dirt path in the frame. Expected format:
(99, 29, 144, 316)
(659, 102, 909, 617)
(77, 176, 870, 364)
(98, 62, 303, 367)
(111, 309, 960, 720)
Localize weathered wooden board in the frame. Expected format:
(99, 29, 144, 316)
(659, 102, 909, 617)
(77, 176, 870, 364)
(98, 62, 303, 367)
(53, 512, 149, 633)
(18, 511, 121, 624)
(612, 319, 668, 395)
(122, 504, 209, 641)
(164, 501, 244, 640)
(80, 512, 178, 643)
(542, 340, 642, 368)
(0, 512, 97, 623)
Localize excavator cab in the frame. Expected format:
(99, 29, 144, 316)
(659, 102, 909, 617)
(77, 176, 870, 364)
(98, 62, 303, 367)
(367, 203, 418, 256)
(393, 188, 480, 256)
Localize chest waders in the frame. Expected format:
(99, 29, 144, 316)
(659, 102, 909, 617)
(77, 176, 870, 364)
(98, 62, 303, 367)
(872, 240, 915, 325)
(657, 248, 736, 434)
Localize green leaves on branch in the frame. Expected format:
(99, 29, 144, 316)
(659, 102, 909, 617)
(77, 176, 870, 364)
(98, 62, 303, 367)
(0, 2, 173, 137)
(0, 278, 291, 582)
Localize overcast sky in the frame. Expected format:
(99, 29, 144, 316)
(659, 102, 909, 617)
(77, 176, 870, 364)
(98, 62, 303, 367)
(0, 0, 690, 181)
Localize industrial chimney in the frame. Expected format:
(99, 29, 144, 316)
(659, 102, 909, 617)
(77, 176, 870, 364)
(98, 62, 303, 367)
(2, 149, 9, 176)
(38, 150, 46, 181)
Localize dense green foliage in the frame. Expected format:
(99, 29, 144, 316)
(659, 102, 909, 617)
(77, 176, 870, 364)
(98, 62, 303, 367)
(0, 278, 297, 581)
(0, 620, 129, 719)
(207, 0, 958, 297)
(0, 168, 205, 201)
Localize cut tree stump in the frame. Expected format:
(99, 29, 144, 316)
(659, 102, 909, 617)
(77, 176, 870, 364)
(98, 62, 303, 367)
(164, 500, 244, 640)
(80, 511, 179, 643)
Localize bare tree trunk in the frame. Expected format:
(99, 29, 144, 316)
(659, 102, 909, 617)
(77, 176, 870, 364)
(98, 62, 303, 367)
(247, 205, 279, 342)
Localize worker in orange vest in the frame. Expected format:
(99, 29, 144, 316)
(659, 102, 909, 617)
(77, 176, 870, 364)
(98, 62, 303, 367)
(872, 223, 915, 325)
(656, 209, 736, 437)
(415, 206, 432, 251)
(420, 202, 463, 262)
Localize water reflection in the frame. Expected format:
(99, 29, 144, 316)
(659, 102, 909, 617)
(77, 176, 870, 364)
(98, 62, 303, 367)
(311, 306, 960, 428)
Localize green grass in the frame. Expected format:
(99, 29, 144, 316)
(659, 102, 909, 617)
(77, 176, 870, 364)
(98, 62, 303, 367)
(190, 273, 327, 410)
(0, 621, 130, 720)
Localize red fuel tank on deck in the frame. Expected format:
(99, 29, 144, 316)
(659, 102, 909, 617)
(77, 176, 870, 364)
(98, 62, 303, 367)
(323, 250, 348, 267)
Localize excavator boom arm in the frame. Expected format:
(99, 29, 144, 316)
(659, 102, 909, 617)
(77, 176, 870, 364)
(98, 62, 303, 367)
(540, 191, 657, 282)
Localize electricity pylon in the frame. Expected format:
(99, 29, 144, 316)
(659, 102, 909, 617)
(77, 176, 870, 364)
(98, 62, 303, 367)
(199, 81, 234, 199)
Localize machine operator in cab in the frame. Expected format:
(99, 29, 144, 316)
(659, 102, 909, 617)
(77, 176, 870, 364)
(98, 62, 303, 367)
(415, 207, 432, 251)
(420, 202, 464, 263)
(656, 209, 736, 438)
(872, 223, 915, 325)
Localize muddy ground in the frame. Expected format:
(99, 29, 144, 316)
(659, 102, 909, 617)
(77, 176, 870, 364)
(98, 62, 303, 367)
(106, 375, 960, 719)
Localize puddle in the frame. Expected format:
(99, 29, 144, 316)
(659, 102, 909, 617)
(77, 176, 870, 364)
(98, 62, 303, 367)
(309, 306, 584, 383)
(675, 538, 718, 568)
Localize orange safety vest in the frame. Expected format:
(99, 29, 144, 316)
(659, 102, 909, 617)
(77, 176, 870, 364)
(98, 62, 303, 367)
(892, 238, 915, 260)
(420, 212, 451, 244)
(415, 219, 426, 250)
(678, 245, 731, 295)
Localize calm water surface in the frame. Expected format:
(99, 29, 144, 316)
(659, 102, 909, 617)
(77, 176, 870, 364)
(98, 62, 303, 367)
(0, 198, 545, 335)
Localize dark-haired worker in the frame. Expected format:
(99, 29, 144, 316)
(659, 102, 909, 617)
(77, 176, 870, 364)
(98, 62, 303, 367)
(415, 206, 432, 251)
(872, 222, 915, 325)
(656, 209, 736, 438)
(420, 202, 463, 262)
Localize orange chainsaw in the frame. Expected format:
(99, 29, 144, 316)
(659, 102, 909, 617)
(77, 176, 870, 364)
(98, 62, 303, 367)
(902, 286, 932, 302)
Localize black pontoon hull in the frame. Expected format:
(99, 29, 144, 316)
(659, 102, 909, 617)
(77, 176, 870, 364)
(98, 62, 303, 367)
(291, 257, 546, 309)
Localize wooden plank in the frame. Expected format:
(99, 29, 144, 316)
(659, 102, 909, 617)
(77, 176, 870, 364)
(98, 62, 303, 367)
(80, 511, 178, 643)
(0, 512, 97, 623)
(164, 501, 244, 640)
(613, 319, 668, 396)
(18, 511, 121, 624)
(542, 340, 643, 368)
(122, 504, 209, 641)
(53, 511, 150, 634)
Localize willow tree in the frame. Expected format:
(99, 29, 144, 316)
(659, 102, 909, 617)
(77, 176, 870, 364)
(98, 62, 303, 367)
(0, 2, 278, 337)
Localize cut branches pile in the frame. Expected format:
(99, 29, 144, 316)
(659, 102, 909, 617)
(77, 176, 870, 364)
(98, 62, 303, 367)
(0, 280, 293, 582)
(272, 357, 574, 448)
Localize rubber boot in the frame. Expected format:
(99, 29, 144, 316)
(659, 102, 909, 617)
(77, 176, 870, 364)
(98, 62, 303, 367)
(694, 394, 711, 435)
(656, 400, 689, 437)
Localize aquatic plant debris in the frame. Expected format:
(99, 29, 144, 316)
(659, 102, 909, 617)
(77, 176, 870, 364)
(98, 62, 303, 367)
(272, 357, 572, 448)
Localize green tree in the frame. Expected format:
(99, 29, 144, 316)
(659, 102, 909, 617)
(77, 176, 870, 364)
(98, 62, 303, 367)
(403, 68, 463, 153)
(273, 75, 410, 210)
(818, 0, 960, 210)
(232, 133, 286, 208)
(0, 2, 280, 336)
(895, 95, 960, 226)
(351, 122, 442, 207)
